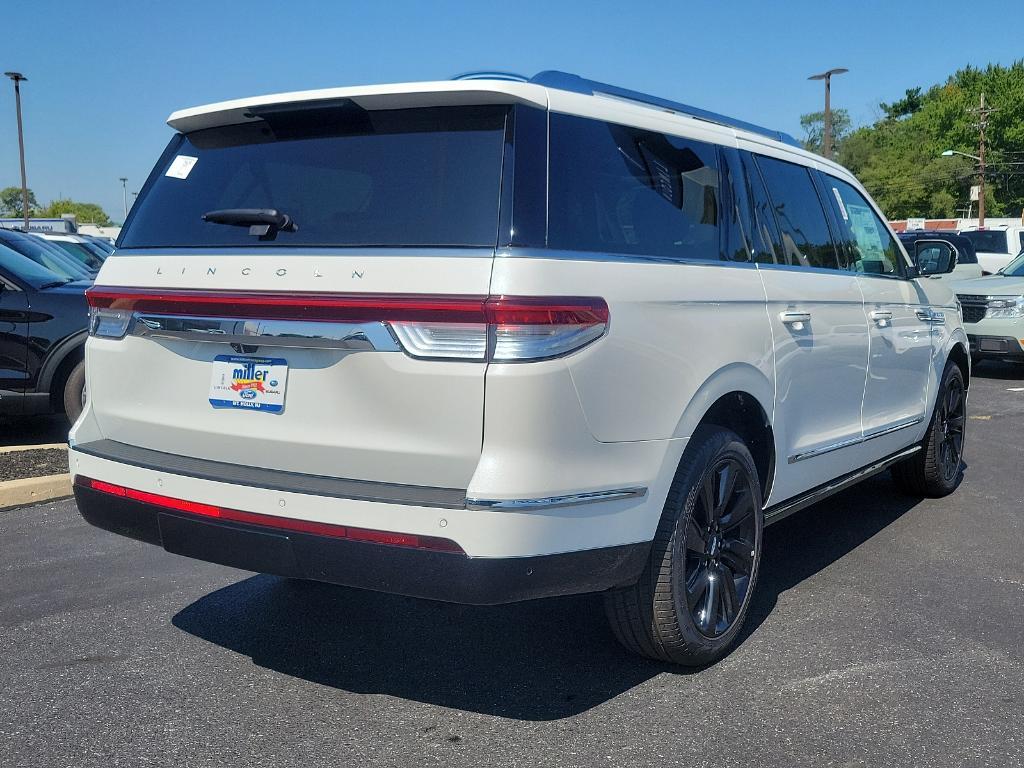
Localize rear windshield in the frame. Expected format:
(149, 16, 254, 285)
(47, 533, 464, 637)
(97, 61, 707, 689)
(958, 229, 1010, 254)
(121, 105, 508, 249)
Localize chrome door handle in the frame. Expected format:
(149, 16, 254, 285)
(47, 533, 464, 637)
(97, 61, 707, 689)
(870, 310, 893, 325)
(915, 308, 946, 325)
(779, 311, 811, 324)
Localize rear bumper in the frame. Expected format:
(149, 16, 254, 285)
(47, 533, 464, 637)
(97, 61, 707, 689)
(74, 483, 649, 604)
(967, 333, 1024, 361)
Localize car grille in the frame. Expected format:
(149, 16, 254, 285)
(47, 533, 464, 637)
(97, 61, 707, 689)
(957, 295, 988, 324)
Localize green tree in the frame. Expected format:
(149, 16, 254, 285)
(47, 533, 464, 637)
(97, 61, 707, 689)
(800, 109, 852, 155)
(41, 199, 113, 226)
(0, 186, 39, 217)
(838, 61, 1024, 219)
(880, 87, 924, 120)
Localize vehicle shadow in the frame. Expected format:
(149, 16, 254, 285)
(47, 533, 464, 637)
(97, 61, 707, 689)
(172, 474, 921, 721)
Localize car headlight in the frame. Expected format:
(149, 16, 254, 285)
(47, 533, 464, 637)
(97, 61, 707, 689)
(985, 295, 1024, 319)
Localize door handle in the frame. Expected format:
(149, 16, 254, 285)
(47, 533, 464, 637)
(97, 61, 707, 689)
(916, 308, 946, 325)
(779, 311, 811, 324)
(869, 310, 893, 325)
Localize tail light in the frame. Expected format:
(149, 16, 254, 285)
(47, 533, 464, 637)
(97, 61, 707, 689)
(85, 289, 609, 362)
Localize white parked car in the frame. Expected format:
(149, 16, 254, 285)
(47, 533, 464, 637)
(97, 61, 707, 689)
(957, 224, 1024, 274)
(70, 71, 970, 665)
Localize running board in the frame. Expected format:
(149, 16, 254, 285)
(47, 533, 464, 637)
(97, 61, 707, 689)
(764, 445, 921, 526)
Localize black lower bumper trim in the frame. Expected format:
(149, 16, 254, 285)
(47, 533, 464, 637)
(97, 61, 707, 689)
(968, 334, 1024, 361)
(74, 485, 650, 605)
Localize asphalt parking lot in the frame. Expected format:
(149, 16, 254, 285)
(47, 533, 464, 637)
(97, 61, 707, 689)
(1, 363, 1022, 768)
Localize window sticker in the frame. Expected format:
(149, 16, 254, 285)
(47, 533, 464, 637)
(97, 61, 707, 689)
(832, 187, 849, 220)
(846, 203, 885, 261)
(165, 155, 198, 180)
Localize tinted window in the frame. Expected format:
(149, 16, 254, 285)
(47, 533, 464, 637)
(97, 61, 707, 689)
(1019, 232, 1024, 251)
(0, 242, 66, 286)
(958, 230, 1010, 254)
(825, 176, 902, 276)
(740, 152, 785, 264)
(721, 148, 752, 262)
(121, 106, 507, 249)
(755, 155, 840, 270)
(548, 114, 722, 260)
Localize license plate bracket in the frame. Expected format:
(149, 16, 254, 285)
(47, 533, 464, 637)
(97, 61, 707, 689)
(209, 355, 288, 414)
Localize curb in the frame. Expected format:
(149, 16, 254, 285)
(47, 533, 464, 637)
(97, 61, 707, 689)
(0, 473, 73, 510)
(0, 443, 68, 455)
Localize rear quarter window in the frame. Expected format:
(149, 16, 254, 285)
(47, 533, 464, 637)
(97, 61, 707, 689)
(547, 114, 723, 261)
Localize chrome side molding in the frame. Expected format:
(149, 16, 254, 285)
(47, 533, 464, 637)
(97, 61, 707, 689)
(131, 314, 401, 352)
(788, 417, 923, 464)
(466, 486, 647, 511)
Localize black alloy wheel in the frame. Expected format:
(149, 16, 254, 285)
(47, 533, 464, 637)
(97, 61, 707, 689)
(891, 360, 967, 498)
(605, 427, 764, 666)
(936, 374, 966, 482)
(683, 458, 757, 638)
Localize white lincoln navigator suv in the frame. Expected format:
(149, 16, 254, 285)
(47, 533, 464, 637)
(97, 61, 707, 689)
(71, 71, 969, 665)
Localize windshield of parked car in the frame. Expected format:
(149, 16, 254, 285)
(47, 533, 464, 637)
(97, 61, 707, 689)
(0, 231, 93, 280)
(0, 241, 70, 287)
(959, 229, 1010, 254)
(999, 249, 1024, 276)
(44, 238, 105, 270)
(120, 104, 508, 249)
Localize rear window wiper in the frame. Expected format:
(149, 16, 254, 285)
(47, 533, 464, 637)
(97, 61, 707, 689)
(202, 208, 298, 240)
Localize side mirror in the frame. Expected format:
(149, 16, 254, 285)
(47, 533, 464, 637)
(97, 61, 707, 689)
(914, 240, 958, 277)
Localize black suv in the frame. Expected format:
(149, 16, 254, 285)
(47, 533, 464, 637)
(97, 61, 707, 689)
(898, 230, 979, 268)
(0, 240, 90, 423)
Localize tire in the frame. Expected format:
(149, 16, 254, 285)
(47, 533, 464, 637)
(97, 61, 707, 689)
(891, 361, 966, 497)
(62, 360, 86, 425)
(604, 427, 764, 666)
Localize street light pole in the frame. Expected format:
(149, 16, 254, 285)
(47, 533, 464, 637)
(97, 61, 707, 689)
(808, 68, 848, 159)
(4, 72, 30, 231)
(119, 177, 128, 219)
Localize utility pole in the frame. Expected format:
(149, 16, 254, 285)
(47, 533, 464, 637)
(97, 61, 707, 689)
(4, 72, 30, 231)
(968, 92, 997, 228)
(808, 68, 848, 159)
(119, 177, 128, 219)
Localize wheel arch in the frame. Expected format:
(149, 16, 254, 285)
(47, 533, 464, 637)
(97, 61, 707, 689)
(673, 364, 776, 500)
(41, 331, 87, 412)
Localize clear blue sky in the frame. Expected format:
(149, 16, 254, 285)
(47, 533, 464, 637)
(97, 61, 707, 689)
(3, 0, 1021, 223)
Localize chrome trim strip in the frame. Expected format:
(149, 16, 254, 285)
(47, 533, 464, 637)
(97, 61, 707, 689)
(767, 445, 922, 525)
(130, 314, 400, 351)
(465, 486, 647, 511)
(788, 417, 923, 464)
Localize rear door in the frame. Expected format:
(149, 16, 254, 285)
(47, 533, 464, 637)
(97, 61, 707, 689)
(85, 103, 510, 490)
(744, 152, 869, 504)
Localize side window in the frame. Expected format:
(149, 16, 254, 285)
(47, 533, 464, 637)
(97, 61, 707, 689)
(740, 151, 785, 264)
(755, 155, 841, 270)
(825, 176, 903, 276)
(1018, 232, 1024, 252)
(720, 148, 752, 262)
(548, 114, 722, 260)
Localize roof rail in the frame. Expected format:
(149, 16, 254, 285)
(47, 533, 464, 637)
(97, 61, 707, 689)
(452, 70, 529, 82)
(529, 70, 801, 148)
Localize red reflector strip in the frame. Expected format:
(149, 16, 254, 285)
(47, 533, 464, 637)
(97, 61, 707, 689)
(74, 475, 464, 553)
(85, 288, 608, 327)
